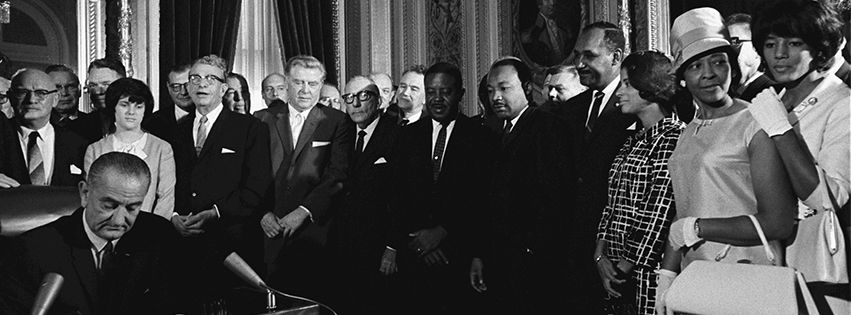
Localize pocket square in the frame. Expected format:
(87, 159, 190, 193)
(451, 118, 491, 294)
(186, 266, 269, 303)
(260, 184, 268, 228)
(312, 141, 331, 147)
(70, 164, 83, 175)
(221, 148, 236, 154)
(374, 157, 388, 164)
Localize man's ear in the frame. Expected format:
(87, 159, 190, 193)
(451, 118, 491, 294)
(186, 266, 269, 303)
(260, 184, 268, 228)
(612, 48, 624, 66)
(523, 81, 533, 96)
(78, 180, 89, 208)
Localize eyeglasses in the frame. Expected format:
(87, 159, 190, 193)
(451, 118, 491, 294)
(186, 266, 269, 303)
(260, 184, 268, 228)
(168, 82, 188, 93)
(319, 96, 341, 105)
(188, 74, 225, 85)
(85, 82, 112, 93)
(730, 37, 752, 50)
(8, 89, 58, 101)
(342, 90, 377, 104)
(0, 93, 7, 104)
(56, 84, 80, 93)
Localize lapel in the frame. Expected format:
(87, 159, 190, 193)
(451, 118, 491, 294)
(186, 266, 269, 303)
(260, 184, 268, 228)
(176, 113, 198, 165)
(293, 106, 323, 161)
(198, 107, 229, 160)
(270, 106, 293, 175)
(354, 114, 398, 171)
(439, 116, 468, 180)
(51, 128, 70, 184)
(503, 106, 536, 149)
(66, 209, 101, 313)
(585, 82, 622, 141)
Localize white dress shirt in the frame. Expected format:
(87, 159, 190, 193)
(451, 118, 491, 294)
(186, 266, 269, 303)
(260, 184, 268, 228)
(505, 105, 530, 133)
(289, 104, 314, 148)
(193, 104, 224, 146)
(585, 75, 621, 126)
(357, 115, 381, 151)
(175, 106, 190, 122)
(431, 119, 456, 169)
(18, 123, 55, 185)
(83, 208, 119, 269)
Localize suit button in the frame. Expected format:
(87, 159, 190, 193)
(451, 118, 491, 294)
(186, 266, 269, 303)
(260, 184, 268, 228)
(192, 192, 197, 197)
(577, 177, 584, 184)
(286, 186, 291, 191)
(526, 248, 533, 254)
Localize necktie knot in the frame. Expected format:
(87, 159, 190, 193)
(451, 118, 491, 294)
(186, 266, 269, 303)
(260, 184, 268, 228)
(28, 131, 40, 144)
(400, 119, 409, 126)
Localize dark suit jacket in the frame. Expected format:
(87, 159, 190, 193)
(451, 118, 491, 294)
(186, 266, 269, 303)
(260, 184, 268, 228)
(738, 73, 775, 102)
(388, 115, 497, 260)
(0, 208, 181, 315)
(67, 111, 109, 144)
(172, 108, 271, 255)
(1, 121, 86, 187)
(144, 104, 192, 142)
(50, 109, 88, 129)
(254, 103, 351, 263)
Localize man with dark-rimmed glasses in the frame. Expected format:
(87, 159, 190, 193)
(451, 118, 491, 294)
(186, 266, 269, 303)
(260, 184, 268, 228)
(0, 69, 86, 188)
(68, 58, 126, 143)
(46, 64, 86, 128)
(147, 62, 195, 140)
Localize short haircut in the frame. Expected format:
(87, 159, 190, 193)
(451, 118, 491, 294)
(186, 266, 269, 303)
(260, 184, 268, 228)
(87, 151, 151, 189)
(284, 55, 326, 81)
(88, 58, 127, 78)
(582, 21, 626, 53)
(167, 62, 192, 82)
(477, 74, 494, 115)
(103, 78, 155, 133)
(227, 72, 251, 113)
(402, 64, 427, 77)
(726, 13, 752, 27)
(45, 64, 78, 77)
(752, 0, 843, 71)
(546, 64, 579, 77)
(621, 50, 677, 112)
(193, 55, 228, 77)
(425, 62, 463, 90)
(490, 57, 534, 102)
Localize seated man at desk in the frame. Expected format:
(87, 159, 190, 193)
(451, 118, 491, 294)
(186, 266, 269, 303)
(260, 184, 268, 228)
(0, 152, 181, 315)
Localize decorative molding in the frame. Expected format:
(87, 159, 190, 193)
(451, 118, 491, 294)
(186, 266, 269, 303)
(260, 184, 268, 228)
(332, 0, 342, 86)
(618, 0, 630, 55)
(426, 0, 464, 68)
(370, 0, 392, 74)
(118, 0, 132, 77)
(78, 0, 106, 112)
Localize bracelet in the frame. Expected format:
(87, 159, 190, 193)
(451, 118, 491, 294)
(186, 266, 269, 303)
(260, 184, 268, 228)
(594, 254, 605, 264)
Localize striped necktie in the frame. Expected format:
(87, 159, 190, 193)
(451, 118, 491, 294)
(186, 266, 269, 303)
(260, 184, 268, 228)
(27, 131, 45, 185)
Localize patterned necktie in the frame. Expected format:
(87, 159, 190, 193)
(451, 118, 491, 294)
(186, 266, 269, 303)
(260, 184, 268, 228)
(291, 113, 304, 149)
(433, 124, 447, 181)
(27, 131, 45, 185)
(586, 91, 605, 132)
(502, 120, 513, 145)
(196, 115, 208, 156)
(356, 130, 366, 154)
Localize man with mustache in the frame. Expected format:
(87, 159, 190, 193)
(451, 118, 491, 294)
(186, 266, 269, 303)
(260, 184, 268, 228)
(0, 152, 182, 314)
(46, 64, 87, 128)
(393, 65, 427, 126)
(146, 62, 195, 141)
(384, 62, 497, 314)
(0, 69, 86, 188)
(68, 58, 126, 143)
(470, 57, 575, 314)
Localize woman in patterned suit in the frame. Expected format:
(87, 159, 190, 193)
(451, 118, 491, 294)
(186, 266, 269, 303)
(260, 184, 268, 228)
(594, 51, 685, 314)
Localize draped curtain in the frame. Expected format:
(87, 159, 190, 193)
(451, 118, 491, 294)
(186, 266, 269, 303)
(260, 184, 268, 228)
(276, 0, 338, 85)
(232, 0, 285, 113)
(160, 0, 242, 106)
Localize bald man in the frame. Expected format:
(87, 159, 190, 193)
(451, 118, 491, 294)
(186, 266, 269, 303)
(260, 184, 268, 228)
(368, 72, 394, 110)
(262, 73, 287, 109)
(0, 69, 86, 188)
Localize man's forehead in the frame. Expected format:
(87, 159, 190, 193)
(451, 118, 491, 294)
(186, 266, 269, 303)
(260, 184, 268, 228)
(263, 74, 286, 87)
(575, 28, 607, 50)
(289, 66, 324, 81)
(728, 24, 751, 38)
(13, 71, 53, 89)
(345, 79, 377, 94)
(190, 63, 224, 77)
(49, 71, 79, 84)
(88, 67, 121, 81)
(169, 70, 189, 82)
(400, 72, 423, 86)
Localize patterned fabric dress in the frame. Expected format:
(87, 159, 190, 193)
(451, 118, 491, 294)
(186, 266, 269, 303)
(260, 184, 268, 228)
(597, 116, 685, 315)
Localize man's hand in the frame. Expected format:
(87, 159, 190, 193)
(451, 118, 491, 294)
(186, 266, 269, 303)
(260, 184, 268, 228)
(407, 225, 448, 256)
(423, 248, 449, 266)
(379, 247, 398, 275)
(260, 212, 284, 238)
(469, 257, 487, 292)
(0, 173, 20, 188)
(184, 209, 217, 230)
(596, 256, 626, 297)
(171, 214, 203, 237)
(278, 207, 309, 238)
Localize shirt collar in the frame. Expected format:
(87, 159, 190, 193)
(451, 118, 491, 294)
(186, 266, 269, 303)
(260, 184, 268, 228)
(599, 74, 620, 98)
(360, 114, 380, 135)
(289, 103, 314, 119)
(195, 102, 224, 121)
(175, 106, 190, 120)
(19, 122, 53, 140)
(508, 105, 530, 129)
(82, 208, 116, 252)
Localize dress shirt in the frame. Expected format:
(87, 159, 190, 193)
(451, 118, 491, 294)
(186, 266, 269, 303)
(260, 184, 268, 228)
(82, 208, 119, 269)
(174, 105, 190, 122)
(402, 110, 422, 124)
(289, 104, 314, 148)
(18, 123, 55, 185)
(505, 105, 530, 133)
(356, 115, 380, 151)
(585, 75, 621, 126)
(193, 104, 224, 146)
(431, 119, 456, 167)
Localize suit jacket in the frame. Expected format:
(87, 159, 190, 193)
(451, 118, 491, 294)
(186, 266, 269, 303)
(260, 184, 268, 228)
(1, 121, 87, 187)
(738, 73, 775, 102)
(388, 115, 497, 261)
(145, 104, 191, 142)
(50, 109, 88, 129)
(254, 103, 351, 263)
(0, 208, 181, 315)
(172, 108, 271, 255)
(67, 111, 109, 144)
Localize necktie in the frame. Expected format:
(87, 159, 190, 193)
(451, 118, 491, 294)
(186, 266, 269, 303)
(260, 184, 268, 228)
(27, 131, 45, 185)
(586, 91, 605, 132)
(98, 242, 114, 276)
(196, 115, 208, 156)
(433, 124, 447, 181)
(355, 130, 366, 154)
(400, 119, 409, 126)
(292, 113, 304, 149)
(502, 121, 513, 145)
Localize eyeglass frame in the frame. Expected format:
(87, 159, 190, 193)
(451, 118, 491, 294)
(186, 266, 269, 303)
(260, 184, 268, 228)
(188, 74, 226, 86)
(0, 93, 7, 104)
(55, 83, 81, 93)
(8, 88, 59, 101)
(168, 82, 189, 93)
(341, 90, 378, 105)
(730, 37, 752, 50)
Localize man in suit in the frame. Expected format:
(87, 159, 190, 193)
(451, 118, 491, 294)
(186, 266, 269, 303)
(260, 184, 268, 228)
(369, 72, 395, 112)
(68, 58, 126, 143)
(261, 73, 287, 109)
(727, 13, 774, 102)
(0, 69, 86, 189)
(46, 64, 87, 128)
(171, 54, 271, 306)
(327, 76, 399, 314)
(0, 152, 182, 315)
(390, 65, 428, 126)
(383, 62, 497, 314)
(470, 57, 575, 314)
(557, 21, 637, 313)
(0, 76, 12, 118)
(254, 55, 351, 300)
(145, 62, 194, 140)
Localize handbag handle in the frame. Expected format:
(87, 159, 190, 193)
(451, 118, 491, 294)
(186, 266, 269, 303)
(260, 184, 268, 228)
(747, 214, 777, 265)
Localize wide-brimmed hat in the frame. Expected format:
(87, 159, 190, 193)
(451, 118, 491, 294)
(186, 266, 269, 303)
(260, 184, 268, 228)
(670, 7, 730, 74)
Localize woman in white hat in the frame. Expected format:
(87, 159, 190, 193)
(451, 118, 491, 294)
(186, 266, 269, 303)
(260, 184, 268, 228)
(750, 0, 849, 312)
(654, 7, 798, 314)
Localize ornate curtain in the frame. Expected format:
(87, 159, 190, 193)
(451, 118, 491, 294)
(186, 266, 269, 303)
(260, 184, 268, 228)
(232, 0, 285, 113)
(276, 0, 338, 85)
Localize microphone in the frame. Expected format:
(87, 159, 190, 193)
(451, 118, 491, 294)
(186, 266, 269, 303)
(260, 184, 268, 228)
(222, 252, 266, 290)
(30, 273, 64, 315)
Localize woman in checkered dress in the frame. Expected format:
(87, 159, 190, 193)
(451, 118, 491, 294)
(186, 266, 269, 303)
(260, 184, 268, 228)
(595, 51, 685, 314)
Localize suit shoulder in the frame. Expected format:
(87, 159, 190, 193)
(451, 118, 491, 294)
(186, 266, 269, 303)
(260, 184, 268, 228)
(318, 105, 348, 121)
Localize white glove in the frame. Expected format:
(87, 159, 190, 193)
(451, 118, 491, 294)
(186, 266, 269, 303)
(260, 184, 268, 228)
(667, 217, 701, 250)
(750, 89, 792, 137)
(655, 269, 678, 315)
